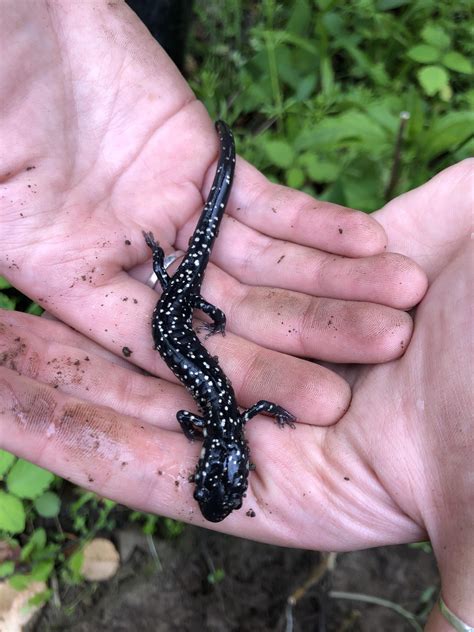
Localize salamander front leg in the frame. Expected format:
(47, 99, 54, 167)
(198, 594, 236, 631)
(177, 410, 206, 440)
(194, 296, 226, 338)
(242, 400, 296, 428)
(143, 231, 171, 291)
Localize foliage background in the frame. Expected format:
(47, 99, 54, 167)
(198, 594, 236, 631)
(0, 0, 472, 623)
(191, 0, 473, 211)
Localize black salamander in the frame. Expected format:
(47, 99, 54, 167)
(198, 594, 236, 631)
(144, 120, 295, 522)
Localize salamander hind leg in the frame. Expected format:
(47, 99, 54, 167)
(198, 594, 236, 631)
(143, 231, 170, 291)
(242, 400, 296, 428)
(194, 296, 226, 338)
(177, 410, 206, 440)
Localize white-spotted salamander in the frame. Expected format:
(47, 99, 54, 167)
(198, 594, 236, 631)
(144, 120, 296, 522)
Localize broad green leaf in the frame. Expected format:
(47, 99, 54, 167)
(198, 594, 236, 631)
(28, 588, 52, 607)
(0, 491, 25, 534)
(286, 167, 305, 189)
(0, 276, 11, 289)
(263, 139, 295, 168)
(421, 24, 450, 50)
(420, 111, 474, 160)
(295, 74, 317, 101)
(6, 459, 54, 499)
(299, 154, 340, 183)
(286, 0, 311, 37)
(417, 65, 449, 96)
(34, 492, 61, 518)
(0, 450, 15, 476)
(341, 175, 383, 213)
(67, 549, 85, 583)
(31, 560, 54, 581)
(442, 51, 472, 74)
(296, 111, 388, 151)
(407, 44, 439, 64)
(9, 573, 33, 590)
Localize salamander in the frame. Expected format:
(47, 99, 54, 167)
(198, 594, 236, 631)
(144, 120, 295, 522)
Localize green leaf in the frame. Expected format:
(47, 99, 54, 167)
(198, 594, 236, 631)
(67, 549, 84, 583)
(34, 491, 61, 518)
(263, 139, 295, 168)
(0, 276, 12, 290)
(299, 154, 340, 183)
(21, 528, 47, 561)
(295, 74, 317, 101)
(31, 560, 54, 581)
(442, 51, 472, 74)
(417, 65, 449, 96)
(407, 44, 439, 64)
(26, 302, 44, 316)
(286, 167, 305, 189)
(421, 24, 450, 50)
(286, 0, 311, 37)
(0, 491, 25, 534)
(9, 573, 33, 590)
(0, 293, 17, 310)
(207, 568, 225, 584)
(0, 450, 16, 476)
(28, 588, 52, 607)
(420, 111, 474, 160)
(6, 459, 54, 499)
(376, 0, 410, 9)
(0, 561, 15, 578)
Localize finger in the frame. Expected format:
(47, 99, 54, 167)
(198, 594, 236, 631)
(177, 214, 426, 308)
(374, 160, 473, 280)
(0, 310, 187, 430)
(203, 157, 389, 257)
(129, 253, 416, 365)
(196, 265, 415, 363)
(0, 367, 321, 545)
(0, 369, 423, 549)
(0, 310, 349, 426)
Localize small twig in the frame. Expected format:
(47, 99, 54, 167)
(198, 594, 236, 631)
(145, 533, 162, 573)
(253, 115, 279, 136)
(329, 590, 423, 632)
(288, 552, 337, 606)
(50, 571, 61, 609)
(285, 552, 337, 632)
(384, 111, 410, 201)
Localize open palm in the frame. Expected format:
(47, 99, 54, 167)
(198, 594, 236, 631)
(2, 3, 471, 627)
(1, 2, 423, 406)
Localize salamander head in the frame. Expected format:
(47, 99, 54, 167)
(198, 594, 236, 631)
(193, 438, 249, 522)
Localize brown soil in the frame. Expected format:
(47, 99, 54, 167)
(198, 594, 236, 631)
(32, 526, 438, 631)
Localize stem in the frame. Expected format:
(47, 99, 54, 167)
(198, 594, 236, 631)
(263, 0, 283, 130)
(329, 590, 423, 632)
(385, 111, 411, 201)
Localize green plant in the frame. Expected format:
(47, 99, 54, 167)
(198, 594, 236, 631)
(0, 451, 60, 594)
(191, 0, 473, 211)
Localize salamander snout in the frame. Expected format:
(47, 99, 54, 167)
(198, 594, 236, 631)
(193, 440, 249, 522)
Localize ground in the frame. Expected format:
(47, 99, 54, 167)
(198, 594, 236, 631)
(32, 526, 438, 631)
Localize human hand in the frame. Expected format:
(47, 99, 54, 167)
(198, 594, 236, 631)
(0, 0, 425, 430)
(1, 159, 471, 629)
